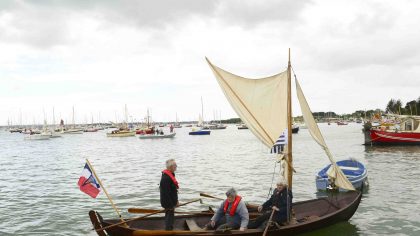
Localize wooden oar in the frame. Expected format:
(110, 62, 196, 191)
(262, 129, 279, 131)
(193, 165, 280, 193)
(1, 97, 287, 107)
(199, 192, 259, 209)
(199, 192, 223, 200)
(128, 208, 262, 217)
(95, 198, 201, 232)
(262, 209, 275, 236)
(128, 208, 213, 215)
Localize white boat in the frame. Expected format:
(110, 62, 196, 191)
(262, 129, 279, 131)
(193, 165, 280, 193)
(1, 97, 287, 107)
(64, 128, 84, 134)
(49, 132, 62, 138)
(24, 133, 50, 140)
(237, 124, 248, 129)
(138, 132, 176, 139)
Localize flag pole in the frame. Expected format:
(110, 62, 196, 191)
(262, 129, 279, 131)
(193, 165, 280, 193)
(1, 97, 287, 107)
(86, 159, 127, 225)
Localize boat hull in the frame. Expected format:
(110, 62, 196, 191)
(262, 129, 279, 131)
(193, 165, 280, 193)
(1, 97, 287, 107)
(365, 129, 420, 145)
(316, 160, 368, 191)
(138, 133, 176, 139)
(89, 191, 362, 236)
(63, 129, 84, 134)
(189, 130, 211, 135)
(107, 131, 136, 137)
(24, 134, 50, 140)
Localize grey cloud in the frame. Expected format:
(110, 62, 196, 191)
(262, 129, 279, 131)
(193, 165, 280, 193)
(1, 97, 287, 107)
(0, 0, 312, 49)
(216, 0, 313, 27)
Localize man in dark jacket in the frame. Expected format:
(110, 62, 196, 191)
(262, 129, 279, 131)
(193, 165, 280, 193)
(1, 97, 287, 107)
(248, 180, 292, 229)
(160, 159, 179, 230)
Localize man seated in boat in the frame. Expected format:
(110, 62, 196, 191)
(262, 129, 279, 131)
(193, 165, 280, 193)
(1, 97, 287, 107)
(205, 188, 249, 231)
(248, 180, 292, 229)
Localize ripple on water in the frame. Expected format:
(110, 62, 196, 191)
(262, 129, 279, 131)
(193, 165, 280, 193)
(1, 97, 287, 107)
(1, 125, 420, 235)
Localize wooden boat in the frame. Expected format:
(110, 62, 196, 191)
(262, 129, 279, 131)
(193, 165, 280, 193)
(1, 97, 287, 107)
(138, 133, 176, 139)
(106, 130, 136, 137)
(363, 115, 420, 145)
(89, 191, 361, 236)
(316, 159, 368, 191)
(89, 51, 361, 235)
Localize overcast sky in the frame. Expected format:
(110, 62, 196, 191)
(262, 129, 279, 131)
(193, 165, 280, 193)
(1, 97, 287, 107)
(1, 0, 419, 125)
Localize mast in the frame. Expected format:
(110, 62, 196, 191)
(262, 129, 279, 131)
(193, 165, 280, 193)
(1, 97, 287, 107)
(147, 108, 150, 127)
(287, 48, 293, 189)
(201, 96, 204, 123)
(52, 107, 55, 127)
(72, 106, 75, 128)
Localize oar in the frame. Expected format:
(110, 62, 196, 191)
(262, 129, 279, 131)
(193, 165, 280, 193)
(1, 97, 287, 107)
(128, 208, 213, 215)
(128, 208, 262, 217)
(199, 192, 259, 209)
(199, 192, 223, 200)
(95, 198, 202, 232)
(262, 209, 275, 236)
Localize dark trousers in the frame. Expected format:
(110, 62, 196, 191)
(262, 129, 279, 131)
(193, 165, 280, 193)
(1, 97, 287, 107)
(247, 212, 271, 229)
(205, 216, 240, 231)
(164, 208, 175, 230)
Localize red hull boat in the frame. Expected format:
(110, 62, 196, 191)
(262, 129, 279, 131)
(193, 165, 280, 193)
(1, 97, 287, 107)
(364, 115, 420, 145)
(365, 129, 420, 145)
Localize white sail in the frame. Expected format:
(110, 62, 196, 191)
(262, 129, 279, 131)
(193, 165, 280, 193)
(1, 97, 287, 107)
(206, 58, 288, 147)
(295, 78, 355, 191)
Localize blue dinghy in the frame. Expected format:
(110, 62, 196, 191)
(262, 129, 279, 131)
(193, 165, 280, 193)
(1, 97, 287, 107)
(316, 159, 368, 191)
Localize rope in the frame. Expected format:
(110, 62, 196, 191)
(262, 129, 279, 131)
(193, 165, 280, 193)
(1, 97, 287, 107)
(266, 161, 278, 200)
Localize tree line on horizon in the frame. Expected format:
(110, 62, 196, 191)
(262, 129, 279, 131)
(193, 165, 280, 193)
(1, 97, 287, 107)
(220, 96, 420, 123)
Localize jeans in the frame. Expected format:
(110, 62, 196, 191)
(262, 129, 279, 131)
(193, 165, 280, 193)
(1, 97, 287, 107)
(164, 208, 175, 230)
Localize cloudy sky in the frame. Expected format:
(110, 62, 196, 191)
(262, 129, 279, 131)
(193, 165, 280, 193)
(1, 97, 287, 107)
(1, 0, 419, 125)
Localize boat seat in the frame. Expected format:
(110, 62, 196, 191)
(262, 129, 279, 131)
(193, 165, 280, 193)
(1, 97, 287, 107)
(186, 219, 204, 232)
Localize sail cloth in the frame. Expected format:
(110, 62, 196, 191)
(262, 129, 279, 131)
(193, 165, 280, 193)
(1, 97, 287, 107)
(295, 78, 355, 191)
(206, 58, 288, 147)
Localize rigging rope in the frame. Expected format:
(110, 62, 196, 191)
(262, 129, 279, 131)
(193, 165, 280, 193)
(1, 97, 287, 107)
(266, 161, 278, 200)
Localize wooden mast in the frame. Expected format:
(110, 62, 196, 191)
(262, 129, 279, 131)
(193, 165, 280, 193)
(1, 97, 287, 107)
(86, 159, 127, 226)
(287, 48, 293, 189)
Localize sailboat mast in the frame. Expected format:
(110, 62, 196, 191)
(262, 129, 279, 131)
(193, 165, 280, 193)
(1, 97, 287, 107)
(287, 48, 293, 189)
(72, 106, 75, 128)
(201, 96, 204, 123)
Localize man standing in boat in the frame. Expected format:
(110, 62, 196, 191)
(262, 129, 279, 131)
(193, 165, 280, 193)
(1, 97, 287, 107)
(248, 180, 292, 229)
(205, 188, 249, 231)
(160, 159, 179, 230)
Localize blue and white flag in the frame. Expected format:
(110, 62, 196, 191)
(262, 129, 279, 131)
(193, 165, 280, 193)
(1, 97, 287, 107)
(271, 128, 288, 154)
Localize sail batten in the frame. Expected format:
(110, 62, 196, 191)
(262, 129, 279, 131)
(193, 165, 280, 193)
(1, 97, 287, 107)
(206, 58, 288, 148)
(295, 78, 355, 191)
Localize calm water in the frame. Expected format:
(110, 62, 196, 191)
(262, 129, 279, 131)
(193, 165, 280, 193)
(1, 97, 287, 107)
(1, 124, 420, 235)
